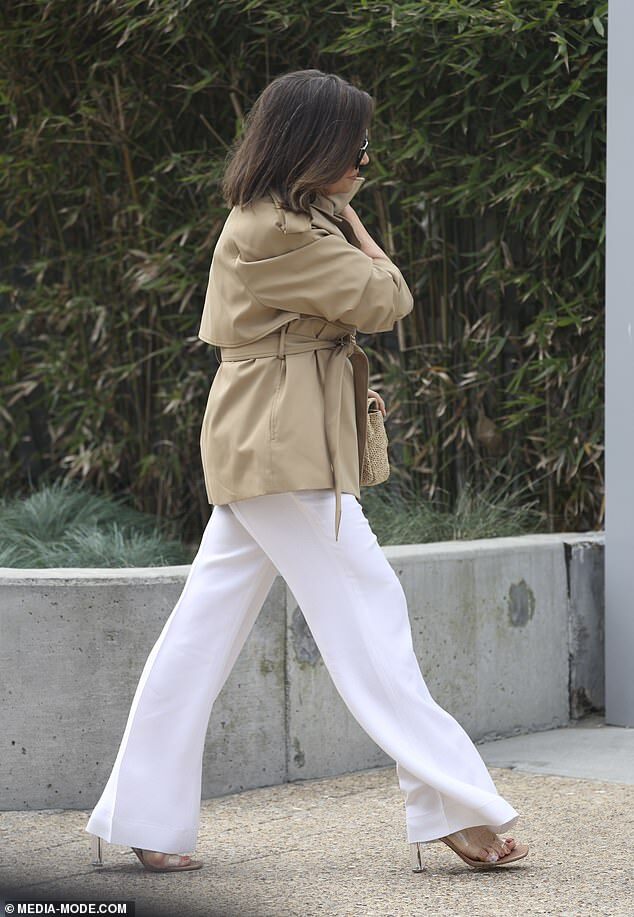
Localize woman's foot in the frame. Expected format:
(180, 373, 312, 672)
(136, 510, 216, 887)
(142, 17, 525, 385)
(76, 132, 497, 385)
(139, 850, 193, 868)
(442, 827, 517, 863)
(131, 847, 203, 872)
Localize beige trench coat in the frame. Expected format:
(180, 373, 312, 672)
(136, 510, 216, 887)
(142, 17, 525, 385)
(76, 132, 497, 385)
(198, 175, 414, 540)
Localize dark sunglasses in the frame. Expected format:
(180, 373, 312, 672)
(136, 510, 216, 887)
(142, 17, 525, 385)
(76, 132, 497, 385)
(355, 130, 369, 169)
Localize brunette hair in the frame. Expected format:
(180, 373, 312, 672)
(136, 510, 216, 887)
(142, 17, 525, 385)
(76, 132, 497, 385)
(221, 69, 374, 214)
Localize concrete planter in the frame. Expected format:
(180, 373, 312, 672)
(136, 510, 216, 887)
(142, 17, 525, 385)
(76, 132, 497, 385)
(0, 531, 604, 810)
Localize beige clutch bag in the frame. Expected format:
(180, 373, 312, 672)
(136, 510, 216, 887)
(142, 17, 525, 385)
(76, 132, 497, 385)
(361, 396, 390, 486)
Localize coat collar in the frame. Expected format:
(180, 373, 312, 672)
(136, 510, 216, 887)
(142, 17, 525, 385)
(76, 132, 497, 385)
(311, 175, 366, 216)
(268, 175, 366, 217)
(266, 175, 366, 236)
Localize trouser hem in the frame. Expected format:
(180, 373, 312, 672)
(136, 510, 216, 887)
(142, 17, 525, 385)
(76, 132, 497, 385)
(406, 799, 520, 844)
(85, 811, 198, 854)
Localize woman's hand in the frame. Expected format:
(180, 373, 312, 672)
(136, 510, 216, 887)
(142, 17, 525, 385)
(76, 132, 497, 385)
(368, 388, 386, 417)
(340, 204, 389, 261)
(340, 203, 358, 223)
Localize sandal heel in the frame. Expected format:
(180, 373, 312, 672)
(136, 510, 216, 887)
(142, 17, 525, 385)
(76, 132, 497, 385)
(409, 841, 426, 872)
(90, 835, 104, 867)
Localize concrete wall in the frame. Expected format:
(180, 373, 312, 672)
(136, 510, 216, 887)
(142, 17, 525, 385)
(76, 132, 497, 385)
(567, 538, 605, 717)
(0, 531, 604, 810)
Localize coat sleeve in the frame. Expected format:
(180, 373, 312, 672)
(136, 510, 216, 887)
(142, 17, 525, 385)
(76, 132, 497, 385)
(234, 227, 414, 334)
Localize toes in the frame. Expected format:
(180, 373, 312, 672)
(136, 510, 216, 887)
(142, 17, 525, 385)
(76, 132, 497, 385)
(455, 828, 519, 862)
(166, 853, 190, 867)
(145, 850, 192, 867)
(491, 840, 509, 858)
(494, 835, 514, 856)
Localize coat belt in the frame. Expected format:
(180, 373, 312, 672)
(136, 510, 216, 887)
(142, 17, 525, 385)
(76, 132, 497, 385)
(219, 324, 370, 541)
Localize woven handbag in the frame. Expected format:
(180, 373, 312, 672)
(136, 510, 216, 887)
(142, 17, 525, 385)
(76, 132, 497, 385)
(361, 396, 390, 486)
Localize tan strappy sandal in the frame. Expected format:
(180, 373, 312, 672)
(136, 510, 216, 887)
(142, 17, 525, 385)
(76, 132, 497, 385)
(131, 846, 203, 872)
(410, 832, 529, 871)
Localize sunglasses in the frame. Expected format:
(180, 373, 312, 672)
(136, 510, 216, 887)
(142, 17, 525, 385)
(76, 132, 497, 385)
(354, 129, 369, 170)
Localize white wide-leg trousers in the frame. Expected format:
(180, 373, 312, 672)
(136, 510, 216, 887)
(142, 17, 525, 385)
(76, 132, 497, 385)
(85, 489, 520, 853)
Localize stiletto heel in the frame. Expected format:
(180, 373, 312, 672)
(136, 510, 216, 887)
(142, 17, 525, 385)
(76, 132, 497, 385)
(409, 841, 426, 872)
(91, 835, 104, 867)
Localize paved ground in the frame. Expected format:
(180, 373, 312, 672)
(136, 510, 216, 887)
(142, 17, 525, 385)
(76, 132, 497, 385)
(1, 714, 633, 917)
(478, 713, 634, 784)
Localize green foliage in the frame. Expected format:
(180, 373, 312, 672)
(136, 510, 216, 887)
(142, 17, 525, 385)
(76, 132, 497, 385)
(1, 0, 606, 540)
(0, 479, 194, 567)
(361, 472, 547, 547)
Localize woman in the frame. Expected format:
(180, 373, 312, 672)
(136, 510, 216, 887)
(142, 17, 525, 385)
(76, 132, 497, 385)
(85, 69, 529, 874)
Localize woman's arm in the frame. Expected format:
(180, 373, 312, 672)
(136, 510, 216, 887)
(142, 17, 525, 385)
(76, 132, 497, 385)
(339, 204, 389, 261)
(342, 205, 401, 417)
(234, 226, 414, 334)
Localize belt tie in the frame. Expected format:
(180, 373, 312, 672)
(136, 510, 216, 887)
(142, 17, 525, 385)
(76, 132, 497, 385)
(220, 325, 370, 541)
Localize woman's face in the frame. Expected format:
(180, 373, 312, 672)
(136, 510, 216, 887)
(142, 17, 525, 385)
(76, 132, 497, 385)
(322, 148, 370, 195)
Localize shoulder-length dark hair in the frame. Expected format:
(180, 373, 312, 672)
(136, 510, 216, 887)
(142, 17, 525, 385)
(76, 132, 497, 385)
(221, 69, 374, 214)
